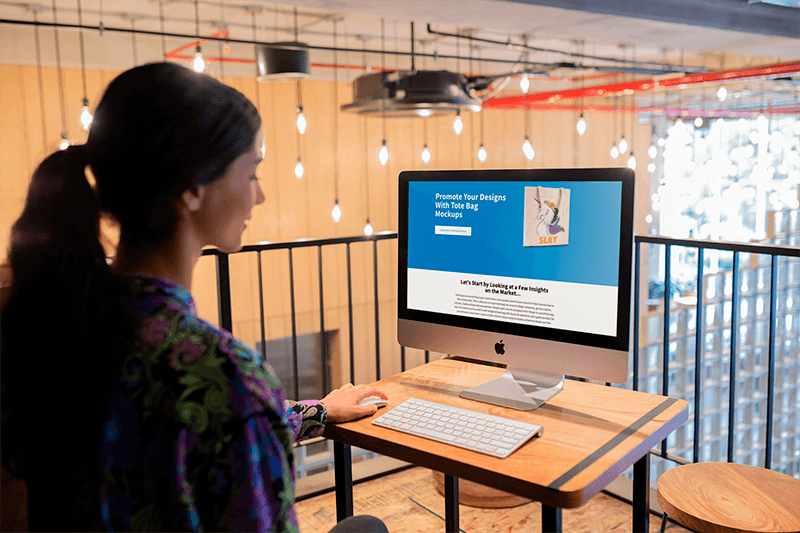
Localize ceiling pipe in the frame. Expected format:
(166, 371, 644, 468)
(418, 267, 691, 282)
(484, 61, 800, 109)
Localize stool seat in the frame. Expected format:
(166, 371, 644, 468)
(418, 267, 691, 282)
(657, 462, 800, 533)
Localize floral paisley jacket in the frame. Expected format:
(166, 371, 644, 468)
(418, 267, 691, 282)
(99, 276, 325, 532)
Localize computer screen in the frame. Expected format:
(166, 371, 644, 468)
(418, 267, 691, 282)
(398, 168, 635, 410)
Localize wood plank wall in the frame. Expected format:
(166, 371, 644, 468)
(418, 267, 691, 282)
(1, 63, 653, 390)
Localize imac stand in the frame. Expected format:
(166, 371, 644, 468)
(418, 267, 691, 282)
(460, 369, 564, 410)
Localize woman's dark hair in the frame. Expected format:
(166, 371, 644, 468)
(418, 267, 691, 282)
(0, 62, 261, 530)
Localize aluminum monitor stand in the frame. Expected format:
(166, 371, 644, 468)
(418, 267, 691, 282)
(460, 368, 564, 411)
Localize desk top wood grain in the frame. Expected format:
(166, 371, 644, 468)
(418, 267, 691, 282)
(324, 358, 688, 508)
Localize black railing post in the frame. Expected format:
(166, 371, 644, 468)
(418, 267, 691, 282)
(765, 255, 778, 469)
(346, 243, 355, 384)
(633, 240, 641, 391)
(257, 252, 267, 363)
(373, 239, 381, 381)
(693, 247, 705, 463)
(288, 248, 299, 401)
(318, 246, 328, 394)
(728, 251, 740, 462)
(662, 244, 672, 456)
(215, 251, 233, 333)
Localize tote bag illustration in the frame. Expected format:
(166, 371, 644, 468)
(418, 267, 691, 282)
(523, 186, 570, 246)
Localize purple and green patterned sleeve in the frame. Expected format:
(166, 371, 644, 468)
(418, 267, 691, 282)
(285, 400, 327, 441)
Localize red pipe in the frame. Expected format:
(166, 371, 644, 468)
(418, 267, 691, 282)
(485, 61, 800, 109)
(497, 103, 800, 117)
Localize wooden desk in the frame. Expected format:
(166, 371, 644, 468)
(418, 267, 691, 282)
(325, 358, 688, 533)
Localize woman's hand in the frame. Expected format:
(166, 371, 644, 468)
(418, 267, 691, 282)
(321, 383, 389, 423)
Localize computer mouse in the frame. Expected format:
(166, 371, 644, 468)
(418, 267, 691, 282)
(358, 396, 388, 408)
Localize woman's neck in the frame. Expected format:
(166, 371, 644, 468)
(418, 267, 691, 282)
(113, 229, 202, 289)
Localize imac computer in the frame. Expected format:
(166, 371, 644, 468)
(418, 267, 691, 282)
(398, 168, 635, 410)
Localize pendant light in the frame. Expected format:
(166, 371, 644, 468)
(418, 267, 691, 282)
(378, 18, 388, 165)
(51, 0, 69, 150)
(520, 74, 530, 94)
(575, 40, 586, 136)
(192, 0, 205, 72)
(331, 19, 341, 221)
(293, 9, 306, 135)
(626, 46, 637, 171)
(453, 110, 463, 135)
(610, 95, 619, 159)
(76, 0, 92, 131)
(522, 104, 535, 161)
(363, 82, 373, 234)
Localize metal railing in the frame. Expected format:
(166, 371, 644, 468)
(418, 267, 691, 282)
(204, 232, 800, 487)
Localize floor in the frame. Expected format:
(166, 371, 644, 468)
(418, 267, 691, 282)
(295, 467, 692, 533)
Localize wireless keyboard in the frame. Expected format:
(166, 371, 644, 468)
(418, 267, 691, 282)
(372, 397, 543, 458)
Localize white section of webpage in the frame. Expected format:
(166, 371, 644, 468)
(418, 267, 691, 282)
(407, 268, 618, 336)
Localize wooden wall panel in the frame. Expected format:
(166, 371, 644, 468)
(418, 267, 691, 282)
(1, 64, 653, 393)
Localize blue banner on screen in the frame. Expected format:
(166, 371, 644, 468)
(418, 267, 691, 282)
(406, 180, 623, 336)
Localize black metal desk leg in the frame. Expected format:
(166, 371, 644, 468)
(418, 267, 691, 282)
(444, 475, 459, 533)
(633, 453, 651, 533)
(333, 442, 353, 521)
(541, 505, 562, 533)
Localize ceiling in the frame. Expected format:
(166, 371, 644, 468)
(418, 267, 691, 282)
(0, 0, 798, 111)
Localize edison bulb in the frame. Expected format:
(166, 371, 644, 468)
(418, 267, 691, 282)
(522, 138, 535, 161)
(648, 145, 657, 159)
(477, 144, 487, 163)
(296, 108, 307, 135)
(421, 145, 431, 164)
(331, 202, 342, 223)
(294, 159, 304, 179)
(59, 134, 69, 150)
(610, 144, 619, 159)
(694, 117, 703, 128)
(364, 221, 373, 236)
(627, 154, 637, 170)
(192, 46, 205, 73)
(80, 105, 93, 131)
(378, 140, 389, 166)
(717, 86, 727, 102)
(453, 112, 463, 135)
(648, 163, 656, 173)
(618, 137, 628, 154)
(520, 74, 530, 94)
(576, 115, 586, 135)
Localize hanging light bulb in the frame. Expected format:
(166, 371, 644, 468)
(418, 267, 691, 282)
(421, 144, 431, 164)
(192, 45, 205, 72)
(522, 137, 535, 161)
(378, 139, 389, 166)
(453, 111, 463, 135)
(477, 144, 487, 163)
(648, 145, 657, 159)
(576, 113, 586, 135)
(618, 137, 628, 154)
(610, 144, 619, 159)
(294, 158, 304, 179)
(59, 131, 69, 151)
(717, 86, 727, 102)
(331, 201, 342, 223)
(80, 98, 92, 131)
(520, 74, 530, 94)
(364, 219, 373, 236)
(627, 152, 637, 170)
(296, 107, 306, 135)
(694, 117, 703, 128)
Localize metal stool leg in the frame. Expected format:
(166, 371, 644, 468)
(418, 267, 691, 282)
(660, 512, 668, 533)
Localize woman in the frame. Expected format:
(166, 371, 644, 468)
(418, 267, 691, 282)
(1, 62, 388, 532)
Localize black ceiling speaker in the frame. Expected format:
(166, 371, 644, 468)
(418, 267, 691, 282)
(341, 70, 484, 117)
(256, 42, 311, 81)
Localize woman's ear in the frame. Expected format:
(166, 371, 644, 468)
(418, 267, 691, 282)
(180, 186, 205, 212)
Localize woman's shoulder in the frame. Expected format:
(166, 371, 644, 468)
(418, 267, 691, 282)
(125, 275, 287, 421)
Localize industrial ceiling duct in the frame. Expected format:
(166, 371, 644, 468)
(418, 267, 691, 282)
(256, 42, 311, 81)
(341, 70, 483, 117)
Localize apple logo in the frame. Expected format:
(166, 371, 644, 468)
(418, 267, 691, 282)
(494, 340, 505, 355)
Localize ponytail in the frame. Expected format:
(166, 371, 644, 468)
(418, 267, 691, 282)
(1, 144, 131, 493)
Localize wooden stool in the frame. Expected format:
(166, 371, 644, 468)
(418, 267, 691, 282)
(657, 462, 800, 533)
(432, 470, 532, 508)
